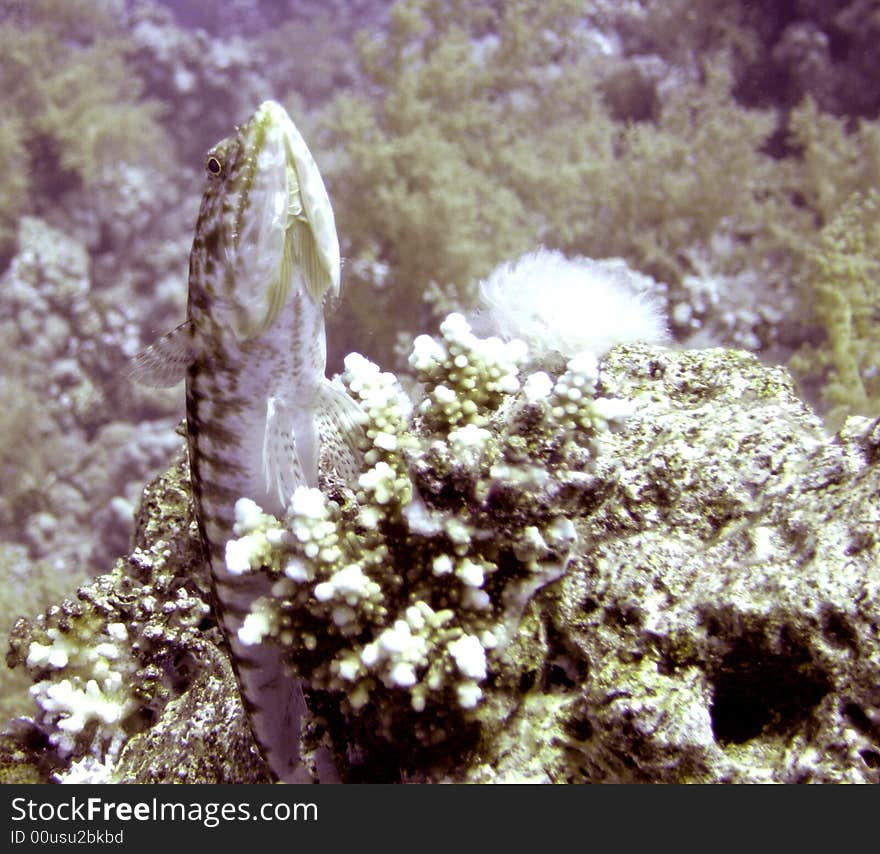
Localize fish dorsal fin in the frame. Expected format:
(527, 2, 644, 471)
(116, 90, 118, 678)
(315, 379, 366, 485)
(128, 320, 196, 387)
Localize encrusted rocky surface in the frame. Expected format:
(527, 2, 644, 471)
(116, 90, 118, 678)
(3, 343, 879, 783)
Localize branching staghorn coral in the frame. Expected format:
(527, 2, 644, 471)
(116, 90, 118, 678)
(224, 313, 632, 751)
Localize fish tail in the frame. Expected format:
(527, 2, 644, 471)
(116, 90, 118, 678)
(230, 630, 310, 783)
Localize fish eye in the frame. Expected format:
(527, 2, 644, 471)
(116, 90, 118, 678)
(206, 156, 223, 176)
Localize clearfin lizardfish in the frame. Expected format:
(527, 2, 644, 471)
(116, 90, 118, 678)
(132, 100, 363, 781)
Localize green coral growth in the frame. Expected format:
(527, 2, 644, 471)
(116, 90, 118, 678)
(0, 0, 168, 253)
(787, 98, 880, 226)
(791, 191, 880, 427)
(324, 0, 782, 364)
(320, 0, 880, 423)
(0, 373, 62, 532)
(224, 315, 631, 757)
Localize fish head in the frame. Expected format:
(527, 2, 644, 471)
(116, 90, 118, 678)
(191, 100, 340, 340)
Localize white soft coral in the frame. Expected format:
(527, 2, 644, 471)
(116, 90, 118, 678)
(472, 248, 668, 361)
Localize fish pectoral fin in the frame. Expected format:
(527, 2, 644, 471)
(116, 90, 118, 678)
(258, 220, 295, 334)
(128, 320, 196, 387)
(263, 395, 308, 510)
(315, 379, 366, 485)
(290, 218, 334, 304)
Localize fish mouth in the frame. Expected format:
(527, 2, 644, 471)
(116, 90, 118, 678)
(254, 100, 290, 126)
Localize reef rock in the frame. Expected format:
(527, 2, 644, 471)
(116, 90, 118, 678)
(2, 455, 269, 783)
(0, 216, 182, 573)
(4, 339, 879, 783)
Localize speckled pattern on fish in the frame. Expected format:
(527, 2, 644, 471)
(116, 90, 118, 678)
(131, 100, 363, 781)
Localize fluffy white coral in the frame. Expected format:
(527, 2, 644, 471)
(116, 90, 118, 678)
(472, 248, 668, 361)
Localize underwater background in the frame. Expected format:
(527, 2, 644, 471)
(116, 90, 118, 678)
(1, 0, 879, 726)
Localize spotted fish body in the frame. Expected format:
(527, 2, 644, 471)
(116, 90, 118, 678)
(133, 101, 362, 782)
